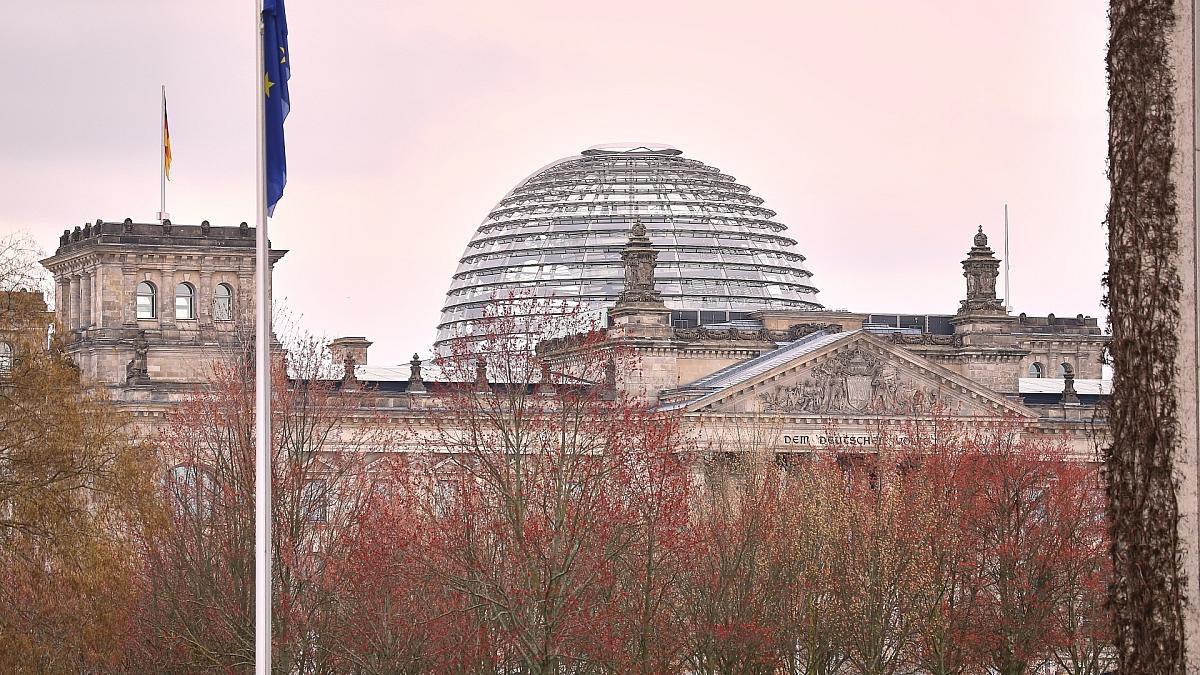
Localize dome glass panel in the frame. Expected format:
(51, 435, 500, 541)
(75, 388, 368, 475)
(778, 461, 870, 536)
(435, 144, 822, 350)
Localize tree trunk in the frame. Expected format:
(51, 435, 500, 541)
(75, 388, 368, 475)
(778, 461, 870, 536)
(1105, 0, 1190, 672)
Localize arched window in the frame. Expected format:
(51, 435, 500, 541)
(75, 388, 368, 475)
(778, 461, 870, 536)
(136, 282, 156, 319)
(213, 283, 234, 321)
(1028, 362, 1044, 378)
(0, 342, 12, 375)
(175, 282, 195, 320)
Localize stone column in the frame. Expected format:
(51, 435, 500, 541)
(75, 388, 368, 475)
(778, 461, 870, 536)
(79, 271, 91, 329)
(55, 278, 67, 326)
(68, 274, 80, 330)
(91, 265, 103, 329)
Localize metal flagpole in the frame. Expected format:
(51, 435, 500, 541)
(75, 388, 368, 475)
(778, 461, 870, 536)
(1004, 204, 1010, 313)
(159, 85, 168, 223)
(253, 0, 273, 671)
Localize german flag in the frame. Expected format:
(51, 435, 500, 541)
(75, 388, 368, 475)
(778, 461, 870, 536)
(162, 89, 172, 181)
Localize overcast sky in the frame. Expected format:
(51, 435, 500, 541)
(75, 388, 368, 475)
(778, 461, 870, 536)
(0, 1, 1109, 366)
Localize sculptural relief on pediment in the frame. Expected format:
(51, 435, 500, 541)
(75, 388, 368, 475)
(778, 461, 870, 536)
(759, 345, 948, 415)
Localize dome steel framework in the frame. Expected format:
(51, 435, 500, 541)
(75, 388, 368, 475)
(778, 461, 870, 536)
(435, 144, 822, 349)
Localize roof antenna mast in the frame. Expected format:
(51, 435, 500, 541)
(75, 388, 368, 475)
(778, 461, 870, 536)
(1003, 203, 1010, 313)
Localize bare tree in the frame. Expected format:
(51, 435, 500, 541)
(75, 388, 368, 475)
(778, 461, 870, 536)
(128, 335, 395, 672)
(334, 299, 695, 674)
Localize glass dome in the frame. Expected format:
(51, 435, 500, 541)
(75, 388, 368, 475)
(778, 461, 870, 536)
(435, 144, 822, 350)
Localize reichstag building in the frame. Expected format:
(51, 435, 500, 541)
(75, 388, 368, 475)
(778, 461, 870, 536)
(40, 144, 1109, 456)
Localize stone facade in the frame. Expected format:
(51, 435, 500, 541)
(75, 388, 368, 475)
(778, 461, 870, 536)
(36, 217, 1108, 461)
(540, 225, 1110, 458)
(548, 227, 1107, 400)
(39, 219, 286, 421)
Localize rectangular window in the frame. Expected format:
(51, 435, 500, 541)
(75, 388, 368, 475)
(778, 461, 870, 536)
(671, 310, 699, 329)
(175, 296, 193, 320)
(136, 295, 155, 319)
(303, 480, 327, 523)
(214, 296, 233, 321)
(435, 479, 456, 516)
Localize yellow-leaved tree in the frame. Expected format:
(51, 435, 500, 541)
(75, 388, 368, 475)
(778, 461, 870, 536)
(0, 235, 159, 672)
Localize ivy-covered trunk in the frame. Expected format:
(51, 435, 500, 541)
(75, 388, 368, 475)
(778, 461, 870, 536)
(1105, 1, 1189, 672)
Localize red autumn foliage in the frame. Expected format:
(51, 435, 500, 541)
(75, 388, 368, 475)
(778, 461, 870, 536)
(112, 301, 1111, 674)
(327, 407, 1111, 674)
(898, 413, 1112, 675)
(324, 301, 697, 674)
(124, 336, 395, 673)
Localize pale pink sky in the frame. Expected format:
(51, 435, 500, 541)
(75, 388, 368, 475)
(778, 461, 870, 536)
(0, 1, 1109, 366)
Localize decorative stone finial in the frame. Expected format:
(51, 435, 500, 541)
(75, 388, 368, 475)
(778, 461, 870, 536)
(123, 218, 134, 233)
(615, 220, 665, 307)
(1061, 362, 1079, 405)
(239, 222, 250, 236)
(475, 356, 488, 388)
(973, 225, 988, 248)
(201, 220, 211, 236)
(408, 353, 426, 393)
(957, 225, 1005, 316)
(537, 360, 556, 395)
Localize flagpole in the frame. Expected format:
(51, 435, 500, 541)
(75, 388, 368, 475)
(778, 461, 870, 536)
(253, 0, 273, 671)
(1004, 204, 1010, 313)
(159, 85, 168, 223)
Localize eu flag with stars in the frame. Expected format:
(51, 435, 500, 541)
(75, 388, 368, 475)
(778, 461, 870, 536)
(263, 0, 290, 216)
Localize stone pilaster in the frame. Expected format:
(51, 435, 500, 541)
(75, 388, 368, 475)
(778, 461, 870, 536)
(122, 264, 137, 326)
(160, 266, 176, 328)
(236, 271, 253, 334)
(199, 269, 213, 326)
(68, 274, 80, 330)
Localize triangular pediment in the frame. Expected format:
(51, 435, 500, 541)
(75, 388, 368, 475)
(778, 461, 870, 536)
(681, 331, 1036, 419)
